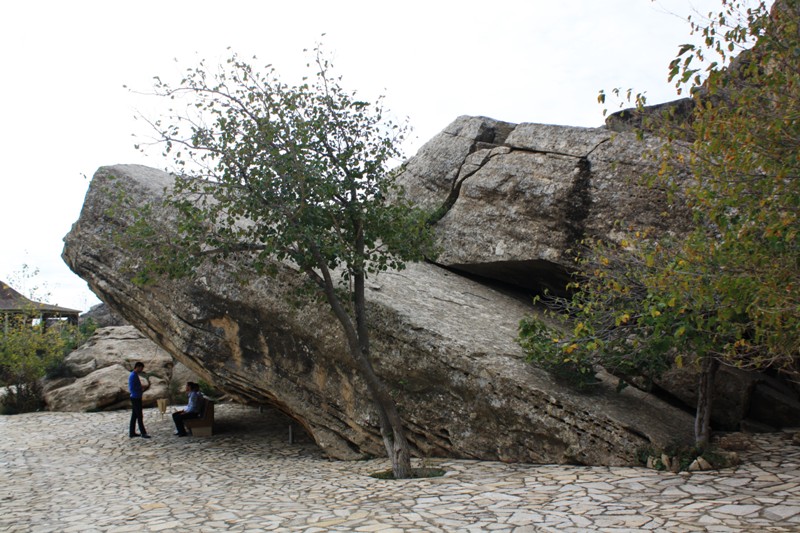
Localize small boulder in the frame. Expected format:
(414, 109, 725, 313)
(43, 325, 200, 411)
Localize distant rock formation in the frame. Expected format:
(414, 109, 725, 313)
(62, 120, 702, 466)
(43, 326, 200, 412)
(80, 302, 128, 328)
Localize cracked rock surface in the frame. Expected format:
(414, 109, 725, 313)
(397, 116, 692, 291)
(62, 118, 698, 465)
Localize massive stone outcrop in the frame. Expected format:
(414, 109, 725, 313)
(63, 124, 697, 466)
(396, 117, 800, 432)
(397, 117, 692, 293)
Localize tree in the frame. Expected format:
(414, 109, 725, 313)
(0, 315, 69, 413)
(1, 271, 94, 414)
(128, 47, 435, 478)
(520, 0, 799, 450)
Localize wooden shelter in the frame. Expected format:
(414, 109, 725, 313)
(1, 281, 80, 333)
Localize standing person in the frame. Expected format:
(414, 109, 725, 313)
(172, 382, 203, 437)
(128, 362, 151, 439)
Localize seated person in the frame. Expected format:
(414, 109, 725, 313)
(172, 382, 203, 436)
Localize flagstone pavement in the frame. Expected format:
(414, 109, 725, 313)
(1, 403, 800, 532)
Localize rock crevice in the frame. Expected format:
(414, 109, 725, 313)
(397, 116, 692, 295)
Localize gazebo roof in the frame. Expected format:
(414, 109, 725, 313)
(0, 281, 81, 316)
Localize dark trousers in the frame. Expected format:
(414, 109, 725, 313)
(130, 397, 146, 436)
(172, 411, 200, 435)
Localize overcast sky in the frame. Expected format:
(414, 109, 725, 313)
(1, 0, 731, 312)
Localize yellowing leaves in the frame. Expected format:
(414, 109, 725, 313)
(563, 343, 579, 355)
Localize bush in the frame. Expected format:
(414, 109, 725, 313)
(0, 382, 45, 415)
(1, 317, 95, 414)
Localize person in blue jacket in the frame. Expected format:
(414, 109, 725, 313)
(172, 382, 203, 437)
(128, 362, 151, 439)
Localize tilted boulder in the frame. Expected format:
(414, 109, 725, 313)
(398, 116, 800, 432)
(63, 162, 694, 465)
(44, 364, 133, 412)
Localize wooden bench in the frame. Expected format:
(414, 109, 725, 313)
(184, 398, 214, 436)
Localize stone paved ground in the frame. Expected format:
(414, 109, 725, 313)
(1, 404, 800, 532)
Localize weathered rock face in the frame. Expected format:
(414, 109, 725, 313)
(396, 117, 692, 293)
(63, 161, 696, 465)
(397, 116, 800, 432)
(43, 325, 199, 412)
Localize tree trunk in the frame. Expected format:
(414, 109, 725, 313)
(353, 268, 413, 478)
(307, 244, 414, 478)
(694, 356, 719, 450)
(354, 355, 413, 478)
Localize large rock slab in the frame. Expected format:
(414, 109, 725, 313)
(396, 116, 800, 431)
(397, 116, 692, 292)
(62, 164, 694, 465)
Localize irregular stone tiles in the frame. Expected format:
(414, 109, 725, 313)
(1, 404, 800, 532)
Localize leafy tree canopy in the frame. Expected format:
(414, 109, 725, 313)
(520, 0, 799, 449)
(131, 47, 433, 286)
(126, 45, 436, 478)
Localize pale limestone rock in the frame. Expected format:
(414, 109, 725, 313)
(44, 364, 130, 412)
(43, 325, 199, 411)
(61, 163, 695, 465)
(697, 456, 713, 470)
(395, 116, 693, 292)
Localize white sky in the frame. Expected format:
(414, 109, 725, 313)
(1, 0, 729, 312)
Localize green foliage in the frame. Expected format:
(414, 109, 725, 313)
(124, 44, 434, 478)
(168, 378, 186, 404)
(659, 0, 800, 372)
(520, 0, 800, 447)
(0, 269, 96, 414)
(198, 379, 221, 398)
(518, 237, 682, 390)
(128, 45, 435, 289)
(0, 317, 93, 414)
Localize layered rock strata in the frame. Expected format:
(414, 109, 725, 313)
(63, 160, 695, 465)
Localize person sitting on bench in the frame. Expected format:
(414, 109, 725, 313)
(173, 382, 202, 437)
